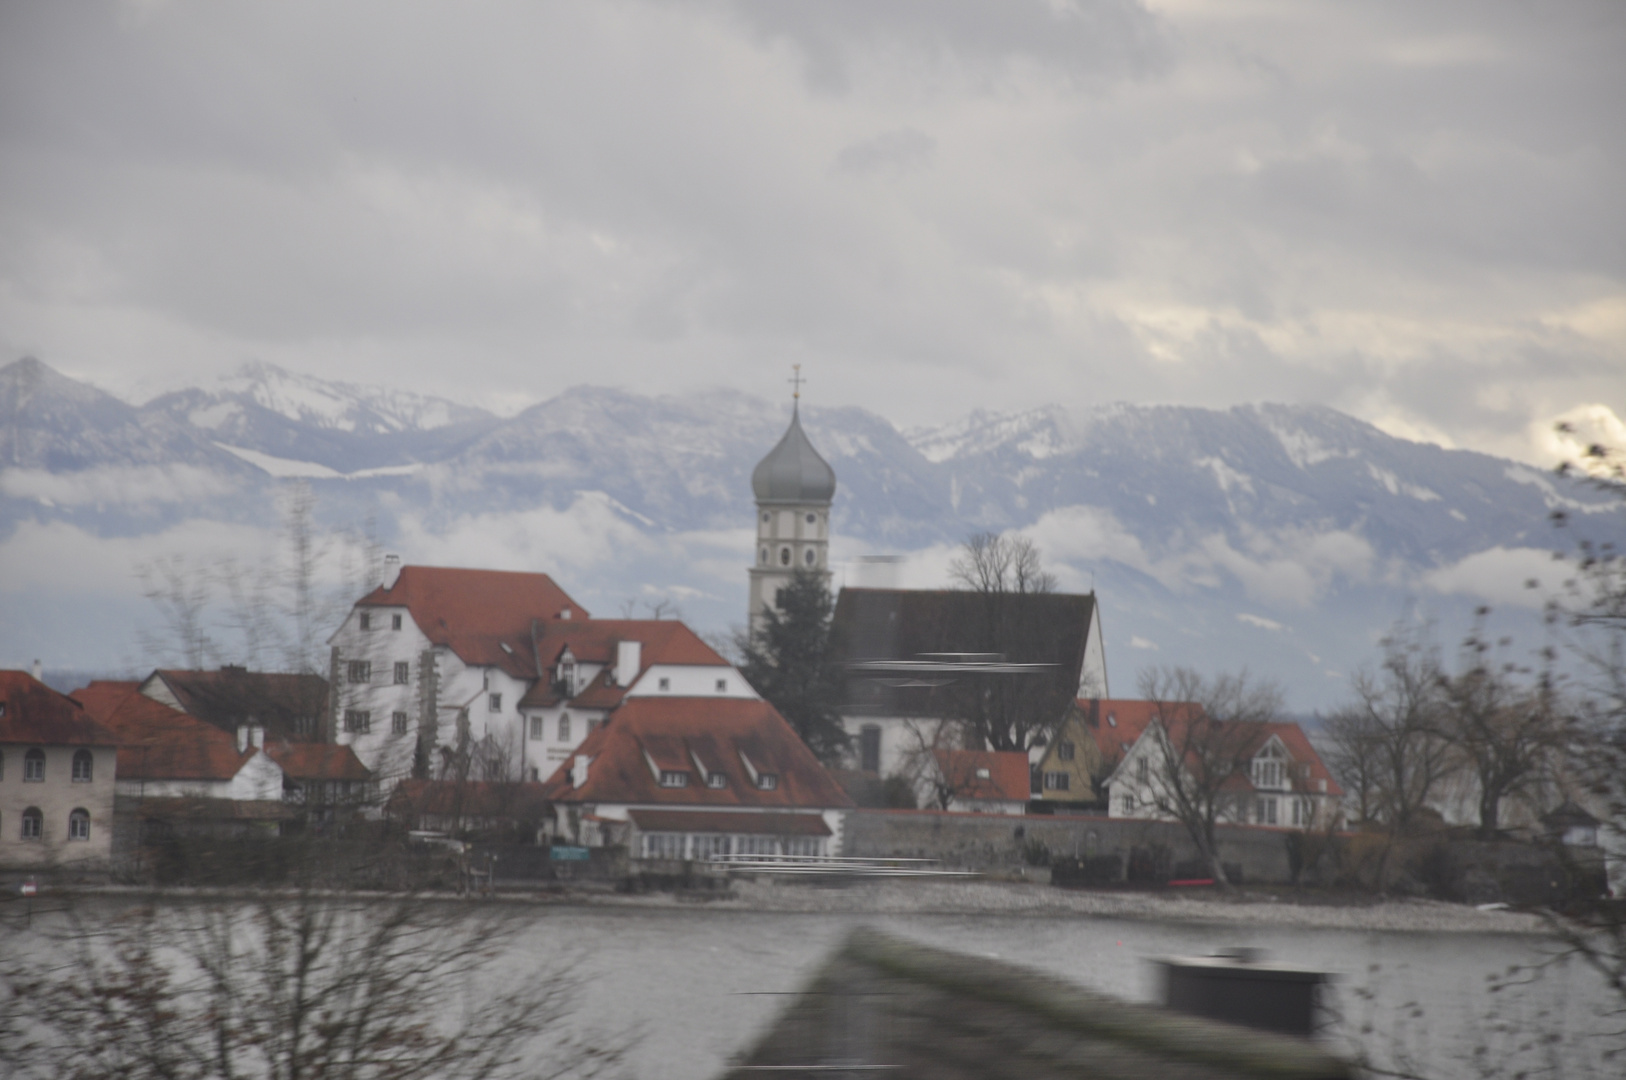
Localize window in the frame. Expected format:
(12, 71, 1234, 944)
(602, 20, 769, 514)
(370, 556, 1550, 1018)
(975, 767, 991, 780)
(359, 612, 372, 630)
(659, 770, 689, 788)
(559, 661, 576, 693)
(488, 693, 502, 713)
(347, 661, 371, 684)
(1292, 800, 1302, 827)
(24, 748, 45, 782)
(804, 549, 816, 566)
(643, 833, 684, 859)
(69, 808, 90, 841)
(343, 710, 371, 734)
(529, 716, 544, 740)
(805, 513, 816, 524)
(692, 834, 731, 859)
(787, 837, 823, 858)
(586, 719, 600, 736)
(21, 807, 43, 840)
(392, 711, 409, 735)
(760, 547, 768, 565)
(736, 835, 778, 856)
(392, 613, 403, 630)
(1257, 798, 1277, 825)
(761, 512, 770, 523)
(72, 749, 93, 782)
(1043, 771, 1070, 791)
(859, 726, 881, 773)
(1057, 740, 1075, 762)
(715, 678, 728, 693)
(658, 677, 671, 691)
(1120, 794, 1135, 815)
(757, 773, 778, 791)
(1253, 759, 1283, 789)
(1136, 758, 1149, 782)
(394, 661, 410, 685)
(707, 772, 728, 789)
(557, 715, 571, 742)
(779, 547, 790, 566)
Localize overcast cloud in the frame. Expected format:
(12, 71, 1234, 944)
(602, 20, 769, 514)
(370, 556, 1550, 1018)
(0, 0, 1621, 461)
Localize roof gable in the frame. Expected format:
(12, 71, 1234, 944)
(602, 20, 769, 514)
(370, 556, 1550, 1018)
(2, 671, 117, 746)
(147, 667, 328, 738)
(74, 679, 256, 782)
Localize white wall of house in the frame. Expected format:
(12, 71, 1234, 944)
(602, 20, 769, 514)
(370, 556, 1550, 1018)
(0, 744, 117, 868)
(626, 665, 760, 699)
(519, 705, 608, 778)
(1105, 730, 1337, 829)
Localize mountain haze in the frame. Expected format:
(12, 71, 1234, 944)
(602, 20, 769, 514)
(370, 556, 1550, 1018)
(2, 358, 1617, 710)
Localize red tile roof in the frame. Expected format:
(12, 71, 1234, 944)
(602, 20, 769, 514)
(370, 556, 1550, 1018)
(386, 779, 550, 820)
(541, 698, 852, 810)
(1103, 703, 1345, 799)
(1262, 722, 1345, 797)
(1, 671, 117, 746)
(264, 741, 370, 782)
(354, 566, 586, 678)
(934, 749, 1031, 803)
(1076, 697, 1200, 767)
(627, 809, 831, 836)
(73, 679, 255, 782)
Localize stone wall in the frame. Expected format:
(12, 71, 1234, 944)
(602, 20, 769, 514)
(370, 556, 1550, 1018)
(843, 809, 1314, 885)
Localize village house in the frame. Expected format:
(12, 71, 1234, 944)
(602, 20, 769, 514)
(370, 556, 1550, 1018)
(1030, 697, 1162, 808)
(72, 681, 369, 841)
(1103, 708, 1344, 830)
(825, 587, 1108, 785)
(329, 562, 756, 789)
(539, 696, 853, 860)
(928, 749, 1031, 815)
(0, 670, 118, 871)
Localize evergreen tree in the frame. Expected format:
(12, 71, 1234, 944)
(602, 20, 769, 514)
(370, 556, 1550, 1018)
(738, 569, 849, 765)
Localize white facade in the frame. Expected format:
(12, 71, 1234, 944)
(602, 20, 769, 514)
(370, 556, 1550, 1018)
(625, 664, 759, 700)
(1106, 729, 1338, 829)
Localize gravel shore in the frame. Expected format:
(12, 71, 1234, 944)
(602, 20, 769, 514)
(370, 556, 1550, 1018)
(604, 877, 1549, 934)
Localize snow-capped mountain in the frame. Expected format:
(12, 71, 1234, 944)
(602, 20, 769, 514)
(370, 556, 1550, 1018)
(3, 357, 1619, 710)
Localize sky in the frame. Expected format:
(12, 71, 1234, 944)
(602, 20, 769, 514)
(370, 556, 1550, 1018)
(1, 0, 1622, 464)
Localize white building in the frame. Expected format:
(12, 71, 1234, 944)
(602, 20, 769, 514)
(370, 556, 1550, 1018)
(330, 561, 757, 788)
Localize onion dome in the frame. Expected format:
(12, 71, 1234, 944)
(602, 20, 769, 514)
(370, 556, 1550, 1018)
(752, 408, 836, 505)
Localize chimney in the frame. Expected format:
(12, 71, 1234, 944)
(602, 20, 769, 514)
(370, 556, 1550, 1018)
(616, 640, 641, 687)
(250, 723, 265, 749)
(31, 659, 42, 681)
(382, 554, 401, 590)
(237, 725, 250, 753)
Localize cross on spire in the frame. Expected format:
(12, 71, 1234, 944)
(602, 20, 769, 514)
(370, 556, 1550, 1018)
(788, 363, 805, 402)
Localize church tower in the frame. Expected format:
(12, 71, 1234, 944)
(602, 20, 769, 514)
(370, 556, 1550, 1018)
(748, 368, 836, 633)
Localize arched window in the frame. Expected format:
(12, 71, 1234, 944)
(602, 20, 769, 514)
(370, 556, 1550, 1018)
(21, 807, 43, 840)
(69, 808, 90, 841)
(779, 547, 790, 566)
(805, 513, 816, 524)
(23, 748, 45, 782)
(804, 549, 816, 566)
(72, 749, 94, 782)
(759, 547, 768, 565)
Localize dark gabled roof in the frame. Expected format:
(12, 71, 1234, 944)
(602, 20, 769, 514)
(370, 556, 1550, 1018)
(353, 566, 586, 678)
(147, 668, 328, 739)
(829, 588, 1097, 717)
(74, 680, 255, 782)
(541, 697, 852, 810)
(0, 671, 118, 746)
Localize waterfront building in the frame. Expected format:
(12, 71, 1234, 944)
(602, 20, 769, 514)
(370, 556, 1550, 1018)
(0, 670, 118, 870)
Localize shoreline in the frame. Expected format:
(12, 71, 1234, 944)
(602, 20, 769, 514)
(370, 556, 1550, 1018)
(29, 877, 1551, 935)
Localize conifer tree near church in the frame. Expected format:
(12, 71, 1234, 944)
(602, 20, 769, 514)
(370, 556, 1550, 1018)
(738, 569, 848, 765)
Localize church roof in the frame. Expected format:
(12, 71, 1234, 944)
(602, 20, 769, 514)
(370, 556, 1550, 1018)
(752, 408, 836, 505)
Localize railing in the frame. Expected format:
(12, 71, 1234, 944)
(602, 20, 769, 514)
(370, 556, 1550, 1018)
(703, 853, 978, 878)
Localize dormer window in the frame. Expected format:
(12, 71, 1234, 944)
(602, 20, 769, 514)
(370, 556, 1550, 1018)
(659, 770, 689, 788)
(707, 773, 728, 789)
(757, 773, 778, 791)
(558, 661, 576, 694)
(659, 677, 671, 692)
(392, 613, 403, 630)
(715, 678, 727, 693)
(975, 767, 990, 780)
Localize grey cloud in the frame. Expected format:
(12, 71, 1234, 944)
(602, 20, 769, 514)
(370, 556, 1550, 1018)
(836, 129, 936, 175)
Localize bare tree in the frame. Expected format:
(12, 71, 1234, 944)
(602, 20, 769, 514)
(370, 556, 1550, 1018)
(949, 532, 1058, 595)
(1437, 618, 1565, 839)
(135, 553, 217, 668)
(2, 889, 623, 1080)
(1135, 666, 1284, 885)
(1322, 706, 1385, 826)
